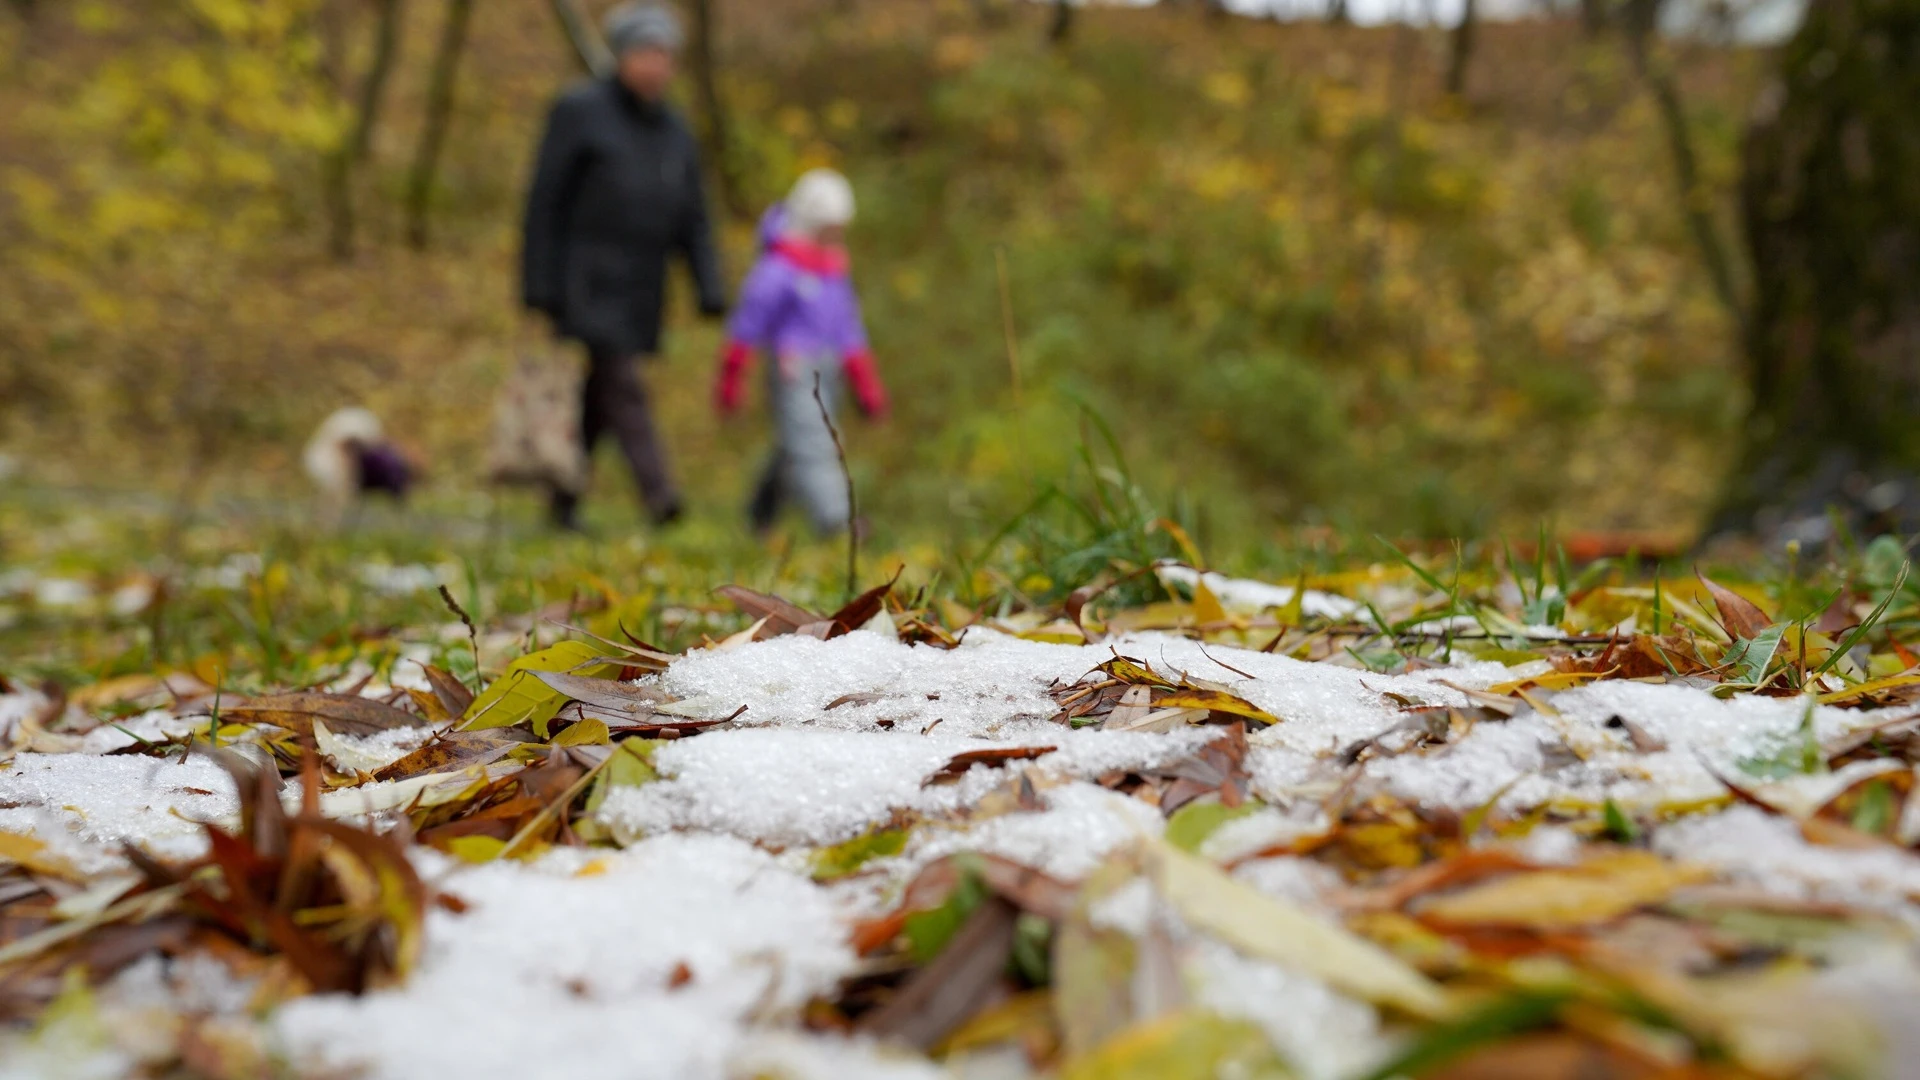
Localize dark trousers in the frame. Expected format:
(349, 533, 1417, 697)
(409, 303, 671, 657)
(551, 350, 679, 527)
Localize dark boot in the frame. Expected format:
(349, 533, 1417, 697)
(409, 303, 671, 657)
(550, 489, 587, 533)
(748, 452, 783, 536)
(584, 352, 683, 526)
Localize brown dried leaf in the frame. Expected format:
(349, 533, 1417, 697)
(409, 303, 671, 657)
(405, 688, 452, 724)
(529, 670, 669, 717)
(715, 585, 820, 639)
(893, 854, 1079, 923)
(827, 572, 900, 637)
(421, 664, 475, 717)
(1697, 573, 1773, 641)
(925, 745, 1057, 786)
(220, 693, 419, 739)
(857, 897, 1019, 1050)
(372, 728, 532, 782)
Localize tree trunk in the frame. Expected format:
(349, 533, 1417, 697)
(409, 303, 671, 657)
(1326, 0, 1351, 24)
(683, 0, 748, 218)
(1622, 8, 1744, 327)
(324, 0, 403, 260)
(1577, 0, 1608, 34)
(405, 0, 475, 251)
(1048, 0, 1074, 46)
(547, 0, 611, 77)
(1711, 0, 1920, 543)
(1446, 0, 1477, 97)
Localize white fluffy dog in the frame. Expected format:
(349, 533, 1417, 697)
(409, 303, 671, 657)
(303, 407, 417, 524)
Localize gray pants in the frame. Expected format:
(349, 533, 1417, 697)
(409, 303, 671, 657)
(749, 357, 849, 535)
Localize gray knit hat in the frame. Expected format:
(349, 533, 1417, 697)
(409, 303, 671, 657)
(604, 3, 682, 55)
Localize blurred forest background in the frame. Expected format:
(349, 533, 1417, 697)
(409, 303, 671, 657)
(0, 0, 1769, 546)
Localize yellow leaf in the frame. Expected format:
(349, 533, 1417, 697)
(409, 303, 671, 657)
(1484, 670, 1612, 695)
(936, 990, 1057, 1058)
(1817, 674, 1920, 705)
(445, 836, 507, 864)
(1416, 851, 1711, 931)
(1192, 580, 1228, 626)
(1152, 689, 1278, 725)
(461, 641, 619, 734)
(551, 718, 610, 747)
(0, 831, 85, 881)
(1150, 840, 1452, 1019)
(1061, 1011, 1287, 1080)
(406, 687, 452, 724)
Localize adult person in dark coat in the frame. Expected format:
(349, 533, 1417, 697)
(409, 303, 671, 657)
(521, 2, 726, 530)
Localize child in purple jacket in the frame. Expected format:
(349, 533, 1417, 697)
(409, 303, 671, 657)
(716, 169, 887, 535)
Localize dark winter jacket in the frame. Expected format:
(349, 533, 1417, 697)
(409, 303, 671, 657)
(521, 78, 726, 357)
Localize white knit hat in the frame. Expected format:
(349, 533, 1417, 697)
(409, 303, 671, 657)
(783, 169, 855, 239)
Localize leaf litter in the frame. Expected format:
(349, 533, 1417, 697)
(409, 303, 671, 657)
(6, 565, 1920, 1077)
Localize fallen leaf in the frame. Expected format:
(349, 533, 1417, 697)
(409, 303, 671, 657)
(0, 832, 86, 881)
(1697, 573, 1773, 641)
(1163, 799, 1261, 853)
(1817, 673, 1920, 706)
(312, 719, 409, 775)
(1053, 867, 1142, 1056)
(925, 745, 1057, 786)
(859, 896, 1020, 1050)
(715, 585, 820, 639)
(220, 693, 418, 739)
(420, 664, 474, 717)
(1484, 670, 1613, 695)
(1350, 848, 1541, 912)
(1098, 656, 1178, 688)
(1192, 579, 1229, 625)
(1353, 990, 1571, 1080)
(1415, 851, 1712, 931)
(372, 728, 531, 781)
(811, 827, 909, 881)
(1149, 840, 1452, 1018)
(529, 670, 668, 717)
(583, 739, 660, 814)
(1102, 684, 1154, 729)
(550, 718, 610, 746)
(934, 988, 1058, 1060)
(461, 642, 621, 735)
(1151, 688, 1279, 725)
(827, 573, 900, 637)
(1059, 1010, 1289, 1080)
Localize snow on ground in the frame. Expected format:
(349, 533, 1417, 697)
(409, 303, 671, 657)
(1155, 564, 1361, 620)
(1655, 805, 1920, 916)
(0, 752, 238, 868)
(273, 836, 891, 1080)
(599, 725, 1219, 850)
(1367, 680, 1907, 815)
(655, 627, 1513, 740)
(10, 613, 1920, 1077)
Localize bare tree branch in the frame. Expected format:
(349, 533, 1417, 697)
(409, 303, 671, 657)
(405, 0, 476, 251)
(547, 0, 612, 77)
(1446, 0, 1477, 97)
(1623, 0, 1747, 330)
(683, 0, 748, 218)
(324, 0, 403, 260)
